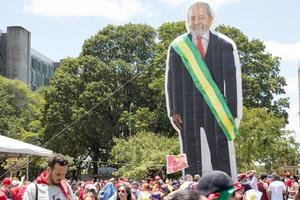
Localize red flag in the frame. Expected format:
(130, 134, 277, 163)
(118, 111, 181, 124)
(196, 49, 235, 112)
(166, 154, 188, 174)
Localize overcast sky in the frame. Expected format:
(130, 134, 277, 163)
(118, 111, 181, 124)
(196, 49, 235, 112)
(1, 0, 300, 140)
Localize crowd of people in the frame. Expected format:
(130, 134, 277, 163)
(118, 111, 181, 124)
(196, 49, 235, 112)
(0, 154, 299, 200)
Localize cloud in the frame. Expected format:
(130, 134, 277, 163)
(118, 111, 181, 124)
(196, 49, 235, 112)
(159, 0, 240, 7)
(264, 41, 300, 62)
(283, 76, 300, 141)
(160, 0, 186, 6)
(206, 0, 240, 7)
(23, 0, 151, 22)
(23, 0, 240, 21)
(285, 76, 298, 95)
(265, 41, 300, 139)
(285, 101, 300, 140)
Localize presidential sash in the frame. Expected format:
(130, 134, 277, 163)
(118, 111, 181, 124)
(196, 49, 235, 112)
(171, 33, 239, 140)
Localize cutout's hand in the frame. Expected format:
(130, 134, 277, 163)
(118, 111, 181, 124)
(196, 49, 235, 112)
(172, 114, 183, 130)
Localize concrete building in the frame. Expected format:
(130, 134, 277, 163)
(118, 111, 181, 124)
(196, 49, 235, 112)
(0, 26, 57, 90)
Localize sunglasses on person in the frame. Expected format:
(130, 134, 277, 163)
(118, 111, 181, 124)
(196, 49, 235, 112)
(118, 189, 126, 194)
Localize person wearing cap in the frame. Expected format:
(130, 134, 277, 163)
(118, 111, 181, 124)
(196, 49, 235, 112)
(83, 183, 98, 200)
(239, 173, 248, 183)
(243, 189, 262, 200)
(0, 178, 12, 200)
(197, 170, 236, 200)
(239, 173, 252, 194)
(284, 172, 293, 189)
(246, 171, 258, 190)
(10, 179, 21, 200)
(233, 183, 243, 200)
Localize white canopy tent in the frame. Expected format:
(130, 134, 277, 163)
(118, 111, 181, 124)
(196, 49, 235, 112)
(0, 135, 53, 157)
(0, 135, 53, 179)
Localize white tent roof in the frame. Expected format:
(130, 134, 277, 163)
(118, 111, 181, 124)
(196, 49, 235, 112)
(0, 135, 53, 157)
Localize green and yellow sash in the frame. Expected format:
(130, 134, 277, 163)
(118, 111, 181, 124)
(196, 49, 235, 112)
(171, 33, 239, 140)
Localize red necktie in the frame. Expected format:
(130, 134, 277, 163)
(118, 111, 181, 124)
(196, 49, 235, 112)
(197, 36, 205, 58)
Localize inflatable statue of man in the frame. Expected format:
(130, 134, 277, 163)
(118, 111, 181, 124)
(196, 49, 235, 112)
(165, 1, 242, 176)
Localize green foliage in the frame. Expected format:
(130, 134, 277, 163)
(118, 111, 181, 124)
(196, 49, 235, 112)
(0, 76, 47, 177)
(141, 21, 186, 136)
(217, 25, 289, 121)
(43, 56, 116, 160)
(236, 108, 300, 172)
(119, 107, 156, 134)
(43, 24, 162, 175)
(82, 23, 166, 131)
(41, 22, 293, 177)
(81, 23, 156, 66)
(0, 75, 45, 144)
(1, 157, 27, 177)
(0, 20, 294, 179)
(154, 21, 186, 69)
(111, 132, 180, 179)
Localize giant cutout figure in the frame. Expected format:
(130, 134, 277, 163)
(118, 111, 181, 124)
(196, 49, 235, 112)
(165, 1, 242, 176)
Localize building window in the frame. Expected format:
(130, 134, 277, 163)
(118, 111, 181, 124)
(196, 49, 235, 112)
(32, 70, 36, 84)
(31, 55, 55, 88)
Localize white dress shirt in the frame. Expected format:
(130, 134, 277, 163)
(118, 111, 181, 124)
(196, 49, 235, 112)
(191, 30, 210, 54)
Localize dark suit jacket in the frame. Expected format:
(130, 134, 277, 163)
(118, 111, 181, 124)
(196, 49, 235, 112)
(167, 32, 237, 120)
(165, 31, 240, 175)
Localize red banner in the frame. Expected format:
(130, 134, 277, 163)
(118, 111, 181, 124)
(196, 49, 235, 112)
(166, 154, 188, 174)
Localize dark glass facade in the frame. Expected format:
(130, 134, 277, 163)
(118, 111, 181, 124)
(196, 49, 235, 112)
(30, 55, 54, 90)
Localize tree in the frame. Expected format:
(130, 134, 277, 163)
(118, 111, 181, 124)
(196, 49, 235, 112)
(110, 131, 180, 179)
(42, 22, 292, 177)
(1, 158, 27, 177)
(43, 56, 116, 171)
(0, 76, 45, 144)
(81, 23, 156, 66)
(44, 24, 165, 175)
(117, 22, 188, 137)
(43, 24, 159, 175)
(147, 22, 187, 135)
(81, 24, 160, 133)
(217, 25, 289, 121)
(236, 107, 299, 172)
(0, 76, 46, 177)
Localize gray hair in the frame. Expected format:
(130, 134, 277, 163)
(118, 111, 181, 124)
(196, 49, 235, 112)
(272, 173, 281, 181)
(185, 1, 214, 32)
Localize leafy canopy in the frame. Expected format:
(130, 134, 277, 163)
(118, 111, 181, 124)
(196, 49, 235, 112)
(111, 132, 180, 179)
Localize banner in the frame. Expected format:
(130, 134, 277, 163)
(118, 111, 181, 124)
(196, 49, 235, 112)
(166, 154, 188, 174)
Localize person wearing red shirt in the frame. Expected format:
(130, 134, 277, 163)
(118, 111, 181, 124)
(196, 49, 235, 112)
(257, 174, 269, 200)
(0, 178, 12, 200)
